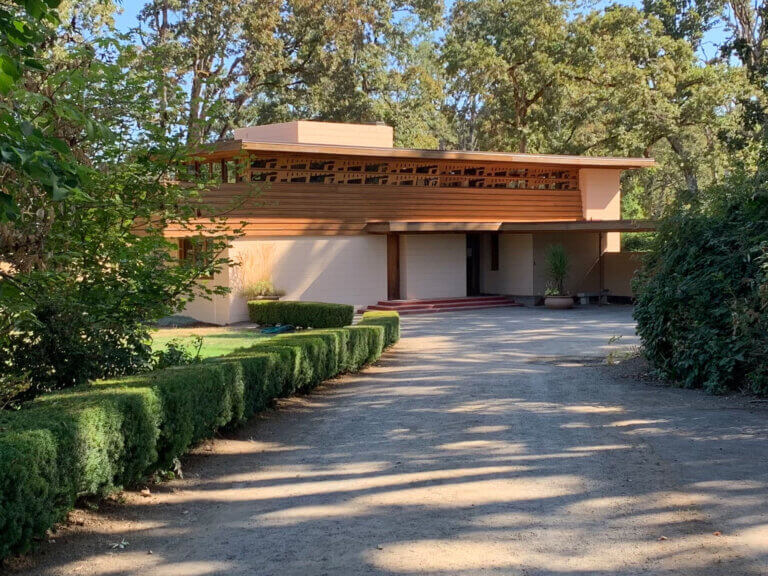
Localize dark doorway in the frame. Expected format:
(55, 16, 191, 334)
(466, 233, 481, 296)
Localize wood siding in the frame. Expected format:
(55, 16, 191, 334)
(164, 181, 584, 237)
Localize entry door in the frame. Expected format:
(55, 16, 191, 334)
(466, 233, 481, 296)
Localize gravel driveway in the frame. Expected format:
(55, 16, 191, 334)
(9, 306, 768, 576)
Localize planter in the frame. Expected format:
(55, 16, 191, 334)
(544, 295, 574, 310)
(252, 295, 280, 301)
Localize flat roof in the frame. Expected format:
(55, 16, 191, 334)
(205, 140, 655, 169)
(365, 220, 658, 233)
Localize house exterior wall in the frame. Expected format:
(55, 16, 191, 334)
(400, 234, 466, 299)
(603, 251, 643, 297)
(225, 236, 387, 322)
(479, 233, 534, 295)
(533, 232, 602, 295)
(179, 247, 234, 326)
(579, 168, 621, 252)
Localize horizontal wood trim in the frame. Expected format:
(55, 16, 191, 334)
(200, 140, 655, 169)
(171, 181, 586, 235)
(364, 220, 658, 233)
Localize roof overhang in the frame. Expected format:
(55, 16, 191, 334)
(365, 220, 658, 234)
(199, 140, 655, 169)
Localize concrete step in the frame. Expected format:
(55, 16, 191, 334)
(376, 295, 511, 307)
(365, 296, 522, 315)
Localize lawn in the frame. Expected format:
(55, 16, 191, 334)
(150, 326, 267, 359)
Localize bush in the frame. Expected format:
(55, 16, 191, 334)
(0, 312, 400, 559)
(247, 300, 354, 328)
(634, 179, 768, 394)
(359, 311, 400, 347)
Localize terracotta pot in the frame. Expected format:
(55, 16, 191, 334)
(544, 295, 574, 310)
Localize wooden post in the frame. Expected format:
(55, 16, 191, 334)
(598, 232, 605, 305)
(387, 233, 400, 301)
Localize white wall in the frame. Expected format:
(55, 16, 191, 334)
(400, 234, 466, 299)
(479, 234, 534, 295)
(227, 236, 387, 322)
(179, 247, 234, 326)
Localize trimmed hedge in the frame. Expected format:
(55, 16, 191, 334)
(247, 300, 354, 328)
(359, 311, 400, 347)
(0, 311, 399, 560)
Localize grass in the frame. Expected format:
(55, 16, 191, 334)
(150, 326, 267, 359)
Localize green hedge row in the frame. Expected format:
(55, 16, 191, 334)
(247, 300, 354, 328)
(0, 311, 399, 560)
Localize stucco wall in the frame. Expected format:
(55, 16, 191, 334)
(479, 234, 534, 295)
(234, 121, 394, 147)
(603, 251, 643, 297)
(225, 236, 387, 322)
(400, 234, 466, 299)
(533, 232, 602, 295)
(179, 247, 234, 326)
(579, 168, 621, 252)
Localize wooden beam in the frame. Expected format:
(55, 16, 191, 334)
(387, 233, 400, 300)
(365, 220, 657, 234)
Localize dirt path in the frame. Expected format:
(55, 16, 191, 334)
(6, 307, 768, 575)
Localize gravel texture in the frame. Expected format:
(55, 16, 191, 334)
(6, 306, 768, 576)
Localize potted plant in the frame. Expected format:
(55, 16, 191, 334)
(242, 279, 284, 301)
(544, 244, 573, 309)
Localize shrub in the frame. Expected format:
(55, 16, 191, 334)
(241, 280, 284, 299)
(545, 244, 570, 296)
(634, 179, 768, 394)
(0, 312, 400, 559)
(247, 300, 354, 328)
(347, 324, 386, 365)
(359, 311, 400, 347)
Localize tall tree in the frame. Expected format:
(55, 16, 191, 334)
(136, 0, 443, 145)
(443, 0, 571, 153)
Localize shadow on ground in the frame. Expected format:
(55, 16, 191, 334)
(7, 306, 768, 576)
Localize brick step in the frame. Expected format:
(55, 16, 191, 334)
(366, 299, 522, 315)
(370, 300, 515, 311)
(377, 295, 511, 307)
(388, 302, 522, 315)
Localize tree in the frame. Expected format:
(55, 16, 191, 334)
(0, 1, 244, 402)
(567, 6, 749, 203)
(443, 0, 571, 153)
(0, 0, 82, 220)
(136, 0, 443, 145)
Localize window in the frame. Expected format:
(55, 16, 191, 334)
(490, 233, 499, 271)
(179, 237, 214, 278)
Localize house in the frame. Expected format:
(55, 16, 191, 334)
(167, 120, 655, 324)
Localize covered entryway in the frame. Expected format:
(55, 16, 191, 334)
(374, 220, 657, 304)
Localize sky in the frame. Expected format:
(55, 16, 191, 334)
(112, 0, 732, 63)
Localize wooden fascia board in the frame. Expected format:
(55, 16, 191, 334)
(200, 140, 654, 169)
(365, 220, 658, 233)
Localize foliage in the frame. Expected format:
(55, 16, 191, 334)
(633, 174, 768, 394)
(0, 312, 399, 559)
(152, 336, 204, 369)
(247, 300, 355, 328)
(545, 244, 570, 296)
(358, 310, 400, 347)
(241, 280, 283, 299)
(135, 0, 442, 145)
(150, 329, 266, 359)
(0, 9, 244, 402)
(0, 0, 84, 221)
